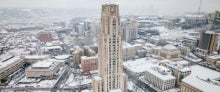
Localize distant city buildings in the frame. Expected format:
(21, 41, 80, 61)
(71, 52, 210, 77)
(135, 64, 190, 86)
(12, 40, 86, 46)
(122, 27, 137, 43)
(121, 19, 138, 43)
(182, 14, 208, 29)
(0, 3, 220, 92)
(209, 11, 220, 30)
(37, 32, 53, 42)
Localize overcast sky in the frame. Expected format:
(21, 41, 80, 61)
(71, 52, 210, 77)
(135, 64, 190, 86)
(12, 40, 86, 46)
(0, 0, 219, 15)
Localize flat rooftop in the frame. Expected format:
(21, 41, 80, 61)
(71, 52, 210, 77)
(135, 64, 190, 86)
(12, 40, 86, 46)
(146, 66, 175, 81)
(182, 65, 220, 92)
(93, 76, 102, 81)
(32, 61, 54, 69)
(110, 89, 121, 92)
(24, 55, 49, 59)
(0, 56, 21, 69)
(123, 58, 158, 73)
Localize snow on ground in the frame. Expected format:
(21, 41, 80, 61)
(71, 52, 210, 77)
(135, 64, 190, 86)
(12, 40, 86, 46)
(127, 81, 134, 91)
(81, 89, 92, 92)
(65, 73, 92, 87)
(164, 88, 180, 92)
(16, 77, 57, 88)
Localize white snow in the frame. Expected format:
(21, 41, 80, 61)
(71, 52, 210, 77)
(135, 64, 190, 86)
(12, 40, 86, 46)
(0, 56, 21, 69)
(16, 77, 57, 88)
(55, 55, 70, 60)
(127, 81, 134, 91)
(146, 66, 175, 81)
(32, 61, 54, 68)
(65, 73, 92, 87)
(24, 55, 50, 59)
(182, 65, 220, 92)
(110, 89, 121, 92)
(94, 76, 102, 81)
(162, 44, 178, 51)
(123, 58, 158, 73)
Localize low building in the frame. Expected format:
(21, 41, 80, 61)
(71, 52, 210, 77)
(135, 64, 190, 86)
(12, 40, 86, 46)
(0, 56, 23, 83)
(92, 76, 102, 92)
(144, 66, 176, 91)
(182, 37, 198, 49)
(25, 60, 63, 79)
(72, 46, 84, 64)
(73, 50, 82, 64)
(161, 61, 191, 86)
(216, 61, 220, 69)
(209, 11, 220, 25)
(135, 39, 145, 46)
(123, 42, 136, 60)
(181, 65, 220, 92)
(159, 44, 181, 60)
(84, 46, 96, 57)
(136, 50, 147, 58)
(81, 56, 98, 73)
(22, 55, 50, 64)
(37, 32, 53, 42)
(89, 45, 98, 54)
(206, 55, 220, 66)
(41, 46, 63, 56)
(178, 45, 190, 56)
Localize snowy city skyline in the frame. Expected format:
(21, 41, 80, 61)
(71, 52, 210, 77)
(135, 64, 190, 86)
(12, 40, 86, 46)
(0, 0, 219, 16)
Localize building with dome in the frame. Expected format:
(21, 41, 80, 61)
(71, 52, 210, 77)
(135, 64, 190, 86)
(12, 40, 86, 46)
(159, 44, 181, 60)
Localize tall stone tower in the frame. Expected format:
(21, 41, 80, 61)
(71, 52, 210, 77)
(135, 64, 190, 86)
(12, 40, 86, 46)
(92, 4, 127, 92)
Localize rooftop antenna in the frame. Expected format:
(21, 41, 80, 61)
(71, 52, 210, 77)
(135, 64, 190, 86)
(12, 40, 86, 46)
(198, 0, 202, 14)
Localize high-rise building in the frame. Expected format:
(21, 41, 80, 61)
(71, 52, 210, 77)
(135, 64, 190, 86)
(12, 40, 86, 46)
(122, 19, 138, 43)
(92, 4, 127, 92)
(122, 27, 137, 43)
(197, 30, 218, 54)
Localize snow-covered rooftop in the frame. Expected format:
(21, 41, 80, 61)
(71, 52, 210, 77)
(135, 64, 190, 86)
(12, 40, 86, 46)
(162, 44, 178, 51)
(32, 61, 54, 68)
(185, 14, 205, 18)
(182, 65, 220, 92)
(55, 55, 69, 60)
(42, 46, 63, 50)
(24, 55, 50, 59)
(123, 42, 135, 48)
(110, 89, 122, 92)
(94, 76, 102, 81)
(163, 60, 191, 72)
(146, 66, 175, 81)
(207, 55, 220, 60)
(205, 31, 215, 34)
(123, 58, 158, 73)
(0, 56, 21, 69)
